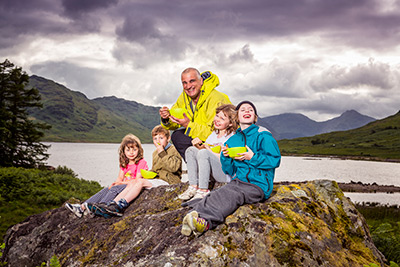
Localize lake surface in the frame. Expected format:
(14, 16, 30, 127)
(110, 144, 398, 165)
(45, 142, 400, 205)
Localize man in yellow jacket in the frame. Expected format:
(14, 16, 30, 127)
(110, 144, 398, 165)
(160, 68, 231, 161)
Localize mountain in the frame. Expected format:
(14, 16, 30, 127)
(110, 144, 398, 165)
(2, 180, 385, 266)
(27, 75, 376, 143)
(27, 75, 161, 143)
(258, 110, 375, 140)
(277, 111, 400, 160)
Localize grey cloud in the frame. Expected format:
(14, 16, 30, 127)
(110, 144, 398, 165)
(61, 0, 119, 18)
(30, 61, 110, 99)
(310, 59, 397, 91)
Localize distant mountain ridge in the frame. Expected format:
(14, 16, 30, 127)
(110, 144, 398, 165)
(27, 75, 160, 143)
(27, 75, 376, 142)
(257, 110, 375, 140)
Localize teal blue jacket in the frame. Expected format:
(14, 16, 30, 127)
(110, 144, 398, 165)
(220, 124, 281, 199)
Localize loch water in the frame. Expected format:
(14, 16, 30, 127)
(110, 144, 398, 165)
(45, 142, 400, 205)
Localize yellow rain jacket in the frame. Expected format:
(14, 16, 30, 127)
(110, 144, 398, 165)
(162, 71, 231, 141)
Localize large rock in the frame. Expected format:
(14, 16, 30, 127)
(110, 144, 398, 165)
(2, 180, 385, 266)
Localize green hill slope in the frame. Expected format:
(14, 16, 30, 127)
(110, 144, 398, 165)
(278, 111, 400, 160)
(27, 75, 160, 143)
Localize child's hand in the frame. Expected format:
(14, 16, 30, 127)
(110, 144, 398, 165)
(236, 146, 254, 161)
(192, 137, 204, 149)
(155, 141, 164, 153)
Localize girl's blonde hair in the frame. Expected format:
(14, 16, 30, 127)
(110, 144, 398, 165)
(119, 134, 144, 168)
(212, 104, 238, 135)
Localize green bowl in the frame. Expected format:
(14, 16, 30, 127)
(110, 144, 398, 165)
(170, 108, 188, 119)
(227, 147, 247, 158)
(140, 169, 157, 179)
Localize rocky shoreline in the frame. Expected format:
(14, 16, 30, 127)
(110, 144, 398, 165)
(282, 153, 400, 163)
(276, 180, 400, 193)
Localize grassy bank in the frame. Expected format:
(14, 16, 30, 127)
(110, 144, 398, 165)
(0, 166, 102, 239)
(357, 204, 400, 265)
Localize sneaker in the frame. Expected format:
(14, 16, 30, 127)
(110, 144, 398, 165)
(181, 211, 209, 236)
(103, 201, 124, 216)
(178, 186, 198, 200)
(65, 203, 83, 218)
(82, 202, 94, 217)
(86, 203, 113, 219)
(192, 189, 210, 200)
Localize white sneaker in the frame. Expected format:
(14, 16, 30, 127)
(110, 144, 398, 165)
(178, 186, 198, 200)
(82, 202, 94, 217)
(192, 189, 210, 200)
(65, 203, 83, 218)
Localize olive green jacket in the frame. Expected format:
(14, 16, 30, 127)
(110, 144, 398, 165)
(151, 144, 182, 184)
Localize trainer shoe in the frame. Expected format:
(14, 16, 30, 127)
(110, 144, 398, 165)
(86, 203, 113, 219)
(103, 201, 124, 217)
(65, 203, 83, 218)
(178, 186, 198, 200)
(181, 211, 209, 236)
(95, 203, 123, 217)
(82, 202, 94, 217)
(192, 189, 210, 200)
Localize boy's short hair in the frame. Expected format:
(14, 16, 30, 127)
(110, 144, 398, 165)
(151, 125, 170, 138)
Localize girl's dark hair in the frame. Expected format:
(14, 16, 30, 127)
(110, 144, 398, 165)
(119, 134, 144, 168)
(212, 104, 238, 135)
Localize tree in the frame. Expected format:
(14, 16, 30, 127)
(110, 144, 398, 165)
(0, 59, 51, 168)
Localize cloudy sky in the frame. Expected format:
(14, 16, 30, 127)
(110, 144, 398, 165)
(1, 0, 399, 121)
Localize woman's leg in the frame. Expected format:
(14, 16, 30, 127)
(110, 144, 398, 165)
(185, 179, 265, 229)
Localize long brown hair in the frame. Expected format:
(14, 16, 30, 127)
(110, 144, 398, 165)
(118, 134, 144, 168)
(212, 104, 238, 135)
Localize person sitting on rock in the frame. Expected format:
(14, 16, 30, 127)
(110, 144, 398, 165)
(178, 104, 237, 201)
(65, 133, 148, 218)
(88, 125, 182, 217)
(180, 101, 281, 236)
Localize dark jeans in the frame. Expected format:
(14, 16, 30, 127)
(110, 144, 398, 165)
(171, 128, 193, 162)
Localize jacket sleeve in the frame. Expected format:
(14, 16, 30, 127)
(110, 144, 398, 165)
(248, 133, 281, 170)
(185, 91, 231, 141)
(220, 140, 237, 177)
(155, 147, 182, 173)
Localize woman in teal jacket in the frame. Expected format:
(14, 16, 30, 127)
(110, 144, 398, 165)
(181, 101, 281, 237)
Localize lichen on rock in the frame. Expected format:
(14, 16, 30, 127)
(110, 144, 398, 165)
(1, 180, 386, 266)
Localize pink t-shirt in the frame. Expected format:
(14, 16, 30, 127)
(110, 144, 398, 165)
(121, 158, 148, 181)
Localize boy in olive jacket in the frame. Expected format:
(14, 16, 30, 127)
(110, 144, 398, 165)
(89, 125, 182, 217)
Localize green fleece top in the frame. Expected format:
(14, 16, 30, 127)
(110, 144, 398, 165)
(151, 144, 182, 184)
(161, 71, 231, 141)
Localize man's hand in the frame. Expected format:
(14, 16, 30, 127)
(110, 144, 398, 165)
(159, 106, 170, 119)
(169, 112, 190, 128)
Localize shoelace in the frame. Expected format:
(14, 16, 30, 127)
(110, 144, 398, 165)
(195, 217, 209, 232)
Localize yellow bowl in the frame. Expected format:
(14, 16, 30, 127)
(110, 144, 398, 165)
(210, 145, 221, 153)
(227, 147, 247, 158)
(140, 169, 157, 179)
(169, 108, 188, 119)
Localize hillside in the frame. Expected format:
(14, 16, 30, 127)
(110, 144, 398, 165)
(27, 75, 160, 143)
(278, 111, 400, 160)
(258, 110, 375, 140)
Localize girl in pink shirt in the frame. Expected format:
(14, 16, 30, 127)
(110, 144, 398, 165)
(65, 134, 148, 218)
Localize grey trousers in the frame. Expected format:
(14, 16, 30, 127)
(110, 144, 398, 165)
(84, 184, 127, 204)
(185, 146, 229, 189)
(182, 179, 265, 229)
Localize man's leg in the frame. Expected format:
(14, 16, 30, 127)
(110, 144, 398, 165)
(171, 128, 192, 161)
